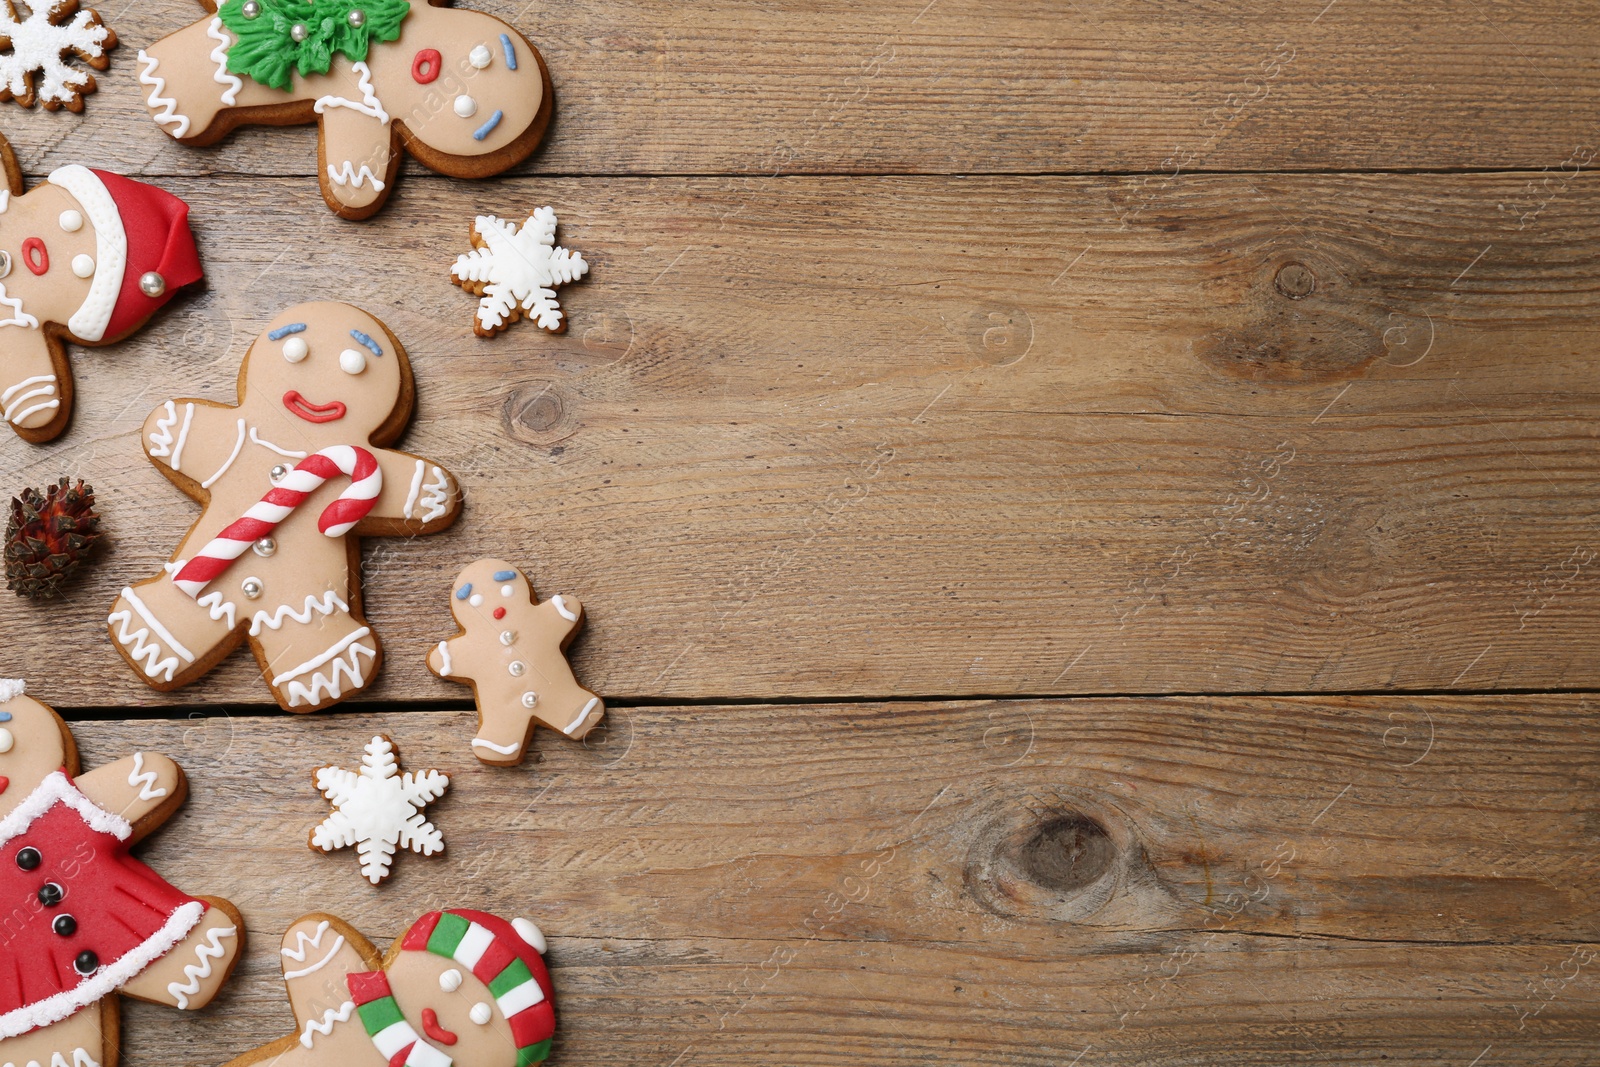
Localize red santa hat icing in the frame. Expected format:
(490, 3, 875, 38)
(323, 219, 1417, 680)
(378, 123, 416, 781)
(44, 166, 202, 343)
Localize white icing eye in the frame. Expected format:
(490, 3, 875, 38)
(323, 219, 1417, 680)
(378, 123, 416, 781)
(469, 44, 492, 68)
(501, 585, 513, 597)
(282, 336, 308, 363)
(0, 728, 14, 754)
(71, 254, 94, 278)
(454, 95, 477, 118)
(468, 593, 483, 607)
(469, 1002, 492, 1025)
(339, 348, 367, 375)
(439, 968, 463, 992)
(58, 209, 83, 232)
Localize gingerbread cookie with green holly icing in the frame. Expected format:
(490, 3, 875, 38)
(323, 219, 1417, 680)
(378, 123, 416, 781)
(427, 559, 604, 766)
(138, 0, 553, 219)
(0, 679, 245, 1067)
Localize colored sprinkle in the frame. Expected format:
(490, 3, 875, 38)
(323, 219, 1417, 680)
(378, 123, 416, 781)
(499, 33, 517, 70)
(473, 109, 503, 141)
(492, 570, 516, 581)
(455, 584, 473, 600)
(268, 323, 307, 340)
(349, 329, 383, 358)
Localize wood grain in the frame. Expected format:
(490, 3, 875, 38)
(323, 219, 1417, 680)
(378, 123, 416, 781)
(51, 698, 1594, 1066)
(1, 0, 1596, 178)
(4, 172, 1600, 703)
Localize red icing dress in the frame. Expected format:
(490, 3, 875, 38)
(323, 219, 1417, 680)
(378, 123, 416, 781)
(0, 770, 206, 1038)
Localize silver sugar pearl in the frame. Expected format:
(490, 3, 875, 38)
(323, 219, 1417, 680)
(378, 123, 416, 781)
(521, 691, 539, 708)
(346, 8, 365, 27)
(289, 22, 309, 42)
(508, 660, 527, 677)
(138, 271, 166, 297)
(0, 250, 10, 279)
(253, 537, 277, 557)
(499, 630, 516, 646)
(270, 464, 290, 483)
(241, 577, 263, 600)
(241, 0, 261, 16)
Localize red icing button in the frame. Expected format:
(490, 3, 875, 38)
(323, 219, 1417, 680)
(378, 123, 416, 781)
(412, 48, 442, 83)
(21, 237, 48, 276)
(493, 607, 506, 619)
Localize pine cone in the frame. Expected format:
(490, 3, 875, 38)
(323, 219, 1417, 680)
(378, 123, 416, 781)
(5, 478, 102, 599)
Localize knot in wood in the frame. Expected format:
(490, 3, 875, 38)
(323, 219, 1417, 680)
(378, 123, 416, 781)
(503, 381, 576, 447)
(964, 796, 1126, 922)
(1273, 261, 1316, 299)
(1018, 814, 1116, 894)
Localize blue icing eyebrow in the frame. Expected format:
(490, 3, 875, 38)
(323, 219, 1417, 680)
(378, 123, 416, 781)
(268, 323, 307, 340)
(473, 110, 503, 141)
(499, 33, 517, 70)
(492, 570, 516, 581)
(349, 329, 383, 357)
(0, 712, 11, 722)
(455, 583, 473, 600)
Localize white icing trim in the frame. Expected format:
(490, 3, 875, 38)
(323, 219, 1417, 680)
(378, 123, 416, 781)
(281, 920, 332, 962)
(313, 61, 388, 122)
(0, 279, 39, 330)
(435, 640, 452, 676)
(149, 400, 180, 460)
(167, 922, 236, 1009)
(282, 933, 345, 980)
(48, 165, 126, 343)
(127, 752, 169, 801)
(10, 397, 59, 424)
(564, 696, 601, 735)
(3, 375, 56, 423)
(205, 18, 242, 105)
(138, 49, 190, 138)
(249, 426, 307, 459)
(300, 1001, 356, 1048)
(198, 591, 237, 629)
(171, 404, 195, 468)
(274, 630, 378, 707)
(551, 595, 578, 622)
(403, 459, 425, 519)
(0, 771, 132, 850)
(326, 161, 385, 191)
(250, 591, 348, 636)
(109, 586, 194, 681)
(201, 418, 248, 490)
(0, 899, 203, 1039)
(273, 628, 371, 685)
(0, 190, 9, 213)
(118, 585, 194, 662)
(0, 679, 23, 703)
(471, 738, 520, 755)
(419, 467, 450, 522)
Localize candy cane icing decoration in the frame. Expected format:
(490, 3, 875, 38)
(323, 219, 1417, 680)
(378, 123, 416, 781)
(172, 446, 381, 598)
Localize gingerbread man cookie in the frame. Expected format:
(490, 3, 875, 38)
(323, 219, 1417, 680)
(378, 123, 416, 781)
(107, 301, 463, 712)
(0, 135, 202, 443)
(427, 559, 603, 766)
(225, 909, 555, 1067)
(138, 1, 552, 219)
(0, 679, 245, 1067)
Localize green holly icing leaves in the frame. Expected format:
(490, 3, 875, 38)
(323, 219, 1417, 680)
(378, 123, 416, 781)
(217, 0, 410, 91)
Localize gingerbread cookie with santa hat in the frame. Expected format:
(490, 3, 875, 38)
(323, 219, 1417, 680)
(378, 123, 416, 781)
(138, 0, 553, 219)
(0, 135, 202, 443)
(0, 679, 245, 1067)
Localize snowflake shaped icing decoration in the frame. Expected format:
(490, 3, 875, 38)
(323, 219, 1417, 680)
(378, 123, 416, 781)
(310, 734, 449, 884)
(450, 207, 589, 337)
(0, 0, 118, 111)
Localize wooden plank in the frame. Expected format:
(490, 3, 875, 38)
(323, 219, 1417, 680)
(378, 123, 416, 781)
(41, 696, 1596, 1066)
(4, 172, 1600, 703)
(1, 0, 1596, 177)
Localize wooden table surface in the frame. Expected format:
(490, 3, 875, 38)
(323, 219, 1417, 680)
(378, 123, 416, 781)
(3, 1, 1599, 1063)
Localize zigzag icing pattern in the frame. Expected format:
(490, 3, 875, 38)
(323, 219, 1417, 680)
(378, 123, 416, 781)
(167, 923, 236, 1009)
(250, 591, 349, 636)
(198, 591, 237, 630)
(273, 630, 377, 707)
(205, 18, 242, 105)
(326, 161, 385, 192)
(138, 50, 190, 138)
(3, 1046, 101, 1067)
(420, 466, 450, 522)
(281, 920, 332, 963)
(0, 280, 38, 331)
(109, 586, 194, 682)
(299, 1001, 356, 1048)
(126, 752, 169, 801)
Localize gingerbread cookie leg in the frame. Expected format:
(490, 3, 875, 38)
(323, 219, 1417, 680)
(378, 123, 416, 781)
(317, 88, 401, 219)
(117, 898, 243, 1010)
(0, 323, 69, 442)
(0, 999, 109, 1067)
(254, 602, 382, 712)
(108, 578, 239, 689)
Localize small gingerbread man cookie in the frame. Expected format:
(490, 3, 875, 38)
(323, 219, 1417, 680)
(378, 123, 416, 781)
(107, 301, 462, 711)
(427, 559, 604, 766)
(138, 0, 553, 219)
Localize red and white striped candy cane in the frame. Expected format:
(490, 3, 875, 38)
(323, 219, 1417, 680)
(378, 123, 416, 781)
(172, 445, 382, 598)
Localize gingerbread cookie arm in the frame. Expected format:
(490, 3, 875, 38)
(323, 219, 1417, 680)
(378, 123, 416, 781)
(0, 322, 72, 441)
(279, 913, 380, 1036)
(117, 896, 244, 1010)
(533, 595, 583, 643)
(358, 449, 461, 531)
(74, 751, 186, 839)
(317, 104, 400, 220)
(141, 398, 244, 491)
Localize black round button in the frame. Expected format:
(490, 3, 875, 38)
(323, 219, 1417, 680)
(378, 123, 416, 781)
(15, 847, 39, 871)
(37, 882, 62, 907)
(73, 950, 97, 975)
(52, 914, 76, 936)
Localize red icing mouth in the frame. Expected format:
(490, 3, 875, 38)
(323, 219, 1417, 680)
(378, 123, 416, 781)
(283, 390, 347, 423)
(420, 1008, 457, 1045)
(21, 237, 48, 276)
(0, 777, 9, 795)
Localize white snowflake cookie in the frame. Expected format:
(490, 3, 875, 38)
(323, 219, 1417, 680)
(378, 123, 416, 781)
(450, 207, 588, 337)
(310, 735, 449, 885)
(0, 0, 118, 111)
